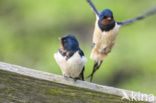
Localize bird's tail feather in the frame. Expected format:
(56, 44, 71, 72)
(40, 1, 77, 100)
(87, 61, 103, 82)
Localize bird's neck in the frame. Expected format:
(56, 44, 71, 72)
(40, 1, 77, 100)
(98, 21, 116, 32)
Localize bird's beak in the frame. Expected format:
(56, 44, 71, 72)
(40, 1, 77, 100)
(107, 17, 112, 20)
(58, 37, 62, 41)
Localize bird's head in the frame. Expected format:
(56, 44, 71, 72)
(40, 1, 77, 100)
(59, 34, 79, 51)
(98, 9, 115, 31)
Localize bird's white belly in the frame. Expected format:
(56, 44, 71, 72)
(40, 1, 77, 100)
(54, 51, 87, 78)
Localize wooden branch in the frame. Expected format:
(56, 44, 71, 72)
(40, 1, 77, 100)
(0, 61, 155, 103)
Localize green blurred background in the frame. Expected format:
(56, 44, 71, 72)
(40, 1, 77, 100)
(0, 0, 156, 95)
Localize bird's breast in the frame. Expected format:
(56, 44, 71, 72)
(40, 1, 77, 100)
(94, 23, 120, 50)
(90, 23, 120, 61)
(54, 51, 87, 78)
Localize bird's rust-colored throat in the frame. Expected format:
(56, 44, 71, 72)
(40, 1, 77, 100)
(101, 19, 115, 25)
(61, 41, 64, 49)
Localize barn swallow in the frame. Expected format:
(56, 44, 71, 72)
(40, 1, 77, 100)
(87, 0, 156, 82)
(54, 34, 87, 81)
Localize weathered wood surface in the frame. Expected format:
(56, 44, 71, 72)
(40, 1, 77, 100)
(0, 62, 155, 103)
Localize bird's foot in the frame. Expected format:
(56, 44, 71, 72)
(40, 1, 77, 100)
(63, 75, 70, 80)
(101, 47, 107, 53)
(73, 77, 79, 82)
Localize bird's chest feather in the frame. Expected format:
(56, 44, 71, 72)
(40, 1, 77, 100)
(54, 51, 86, 78)
(93, 23, 120, 53)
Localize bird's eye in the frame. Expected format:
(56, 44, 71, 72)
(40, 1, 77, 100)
(103, 16, 107, 19)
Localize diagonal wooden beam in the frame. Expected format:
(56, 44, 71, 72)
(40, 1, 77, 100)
(0, 62, 155, 103)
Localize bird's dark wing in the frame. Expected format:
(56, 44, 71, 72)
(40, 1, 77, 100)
(78, 49, 84, 57)
(117, 7, 156, 26)
(79, 67, 85, 81)
(86, 0, 100, 16)
(78, 49, 85, 80)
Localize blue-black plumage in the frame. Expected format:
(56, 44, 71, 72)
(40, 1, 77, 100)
(98, 9, 115, 31)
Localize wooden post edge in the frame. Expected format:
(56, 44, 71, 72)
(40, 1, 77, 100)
(0, 61, 155, 103)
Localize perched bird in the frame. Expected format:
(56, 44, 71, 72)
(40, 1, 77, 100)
(54, 34, 87, 81)
(87, 0, 156, 81)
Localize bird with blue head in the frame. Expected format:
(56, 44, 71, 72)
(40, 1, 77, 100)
(54, 34, 87, 81)
(98, 9, 115, 31)
(87, 0, 156, 82)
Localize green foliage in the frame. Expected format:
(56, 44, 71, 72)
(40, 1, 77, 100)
(0, 0, 156, 95)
